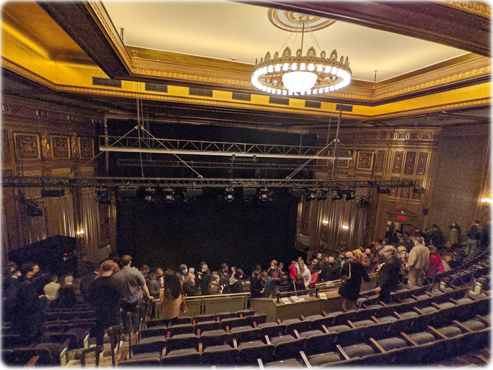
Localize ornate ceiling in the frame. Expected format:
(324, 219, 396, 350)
(1, 1, 491, 132)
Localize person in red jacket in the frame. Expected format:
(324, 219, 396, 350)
(425, 245, 444, 283)
(288, 260, 298, 291)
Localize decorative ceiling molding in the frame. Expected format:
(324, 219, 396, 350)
(244, 1, 490, 56)
(440, 1, 491, 18)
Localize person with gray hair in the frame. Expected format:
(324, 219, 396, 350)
(374, 245, 401, 303)
(407, 236, 430, 287)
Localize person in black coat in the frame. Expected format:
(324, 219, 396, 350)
(182, 274, 199, 296)
(338, 250, 370, 311)
(250, 271, 267, 298)
(197, 262, 211, 295)
(374, 245, 401, 303)
(86, 260, 122, 346)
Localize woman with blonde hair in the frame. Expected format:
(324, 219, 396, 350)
(338, 249, 370, 311)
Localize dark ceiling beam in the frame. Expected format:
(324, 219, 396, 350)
(37, 1, 130, 78)
(241, 1, 490, 56)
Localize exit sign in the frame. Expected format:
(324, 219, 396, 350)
(397, 215, 406, 221)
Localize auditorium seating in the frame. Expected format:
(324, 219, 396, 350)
(117, 281, 490, 366)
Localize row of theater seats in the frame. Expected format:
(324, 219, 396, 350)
(117, 286, 490, 366)
(437, 248, 490, 284)
(2, 303, 97, 366)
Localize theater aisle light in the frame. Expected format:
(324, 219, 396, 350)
(252, 13, 351, 95)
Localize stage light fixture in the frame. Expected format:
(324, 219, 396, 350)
(412, 187, 426, 194)
(377, 187, 391, 194)
(95, 188, 111, 204)
(305, 188, 317, 202)
(259, 188, 271, 202)
(343, 190, 356, 201)
(163, 187, 175, 203)
(224, 188, 235, 202)
(332, 188, 343, 201)
(318, 188, 329, 201)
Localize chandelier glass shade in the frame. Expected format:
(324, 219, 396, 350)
(252, 46, 352, 96)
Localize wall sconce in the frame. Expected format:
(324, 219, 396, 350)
(322, 220, 329, 225)
(481, 198, 491, 206)
(342, 225, 349, 230)
(76, 230, 85, 236)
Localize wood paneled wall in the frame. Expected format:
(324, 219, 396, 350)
(1, 96, 116, 264)
(299, 125, 490, 253)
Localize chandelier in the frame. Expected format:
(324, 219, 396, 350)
(251, 15, 351, 96)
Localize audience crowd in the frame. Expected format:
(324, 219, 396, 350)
(2, 219, 489, 345)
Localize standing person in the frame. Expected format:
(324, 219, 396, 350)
(147, 269, 162, 299)
(287, 260, 298, 290)
(218, 263, 230, 294)
(80, 267, 98, 300)
(229, 267, 244, 293)
(209, 272, 221, 294)
(86, 260, 122, 346)
(183, 274, 199, 296)
(425, 245, 444, 283)
(448, 223, 460, 249)
(250, 271, 267, 298)
(158, 271, 185, 326)
(9, 262, 46, 343)
(407, 237, 430, 287)
(308, 265, 318, 288)
(43, 275, 61, 307)
(374, 246, 401, 303)
(177, 264, 188, 282)
(298, 260, 311, 289)
(322, 256, 341, 282)
(197, 262, 211, 295)
(338, 250, 370, 311)
(266, 260, 283, 297)
(112, 255, 153, 336)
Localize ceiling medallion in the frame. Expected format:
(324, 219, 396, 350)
(252, 11, 351, 96)
(267, 9, 336, 32)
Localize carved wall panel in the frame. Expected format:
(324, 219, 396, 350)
(79, 137, 94, 158)
(15, 133, 40, 159)
(392, 152, 404, 173)
(416, 152, 428, 175)
(2, 130, 11, 163)
(401, 187, 411, 199)
(404, 151, 416, 174)
(336, 159, 349, 168)
(374, 150, 385, 173)
(52, 136, 70, 159)
(357, 151, 373, 170)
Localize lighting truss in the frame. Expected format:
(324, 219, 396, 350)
(2, 176, 417, 190)
(99, 135, 353, 160)
(116, 159, 321, 171)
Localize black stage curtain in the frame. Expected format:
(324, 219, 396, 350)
(116, 191, 298, 274)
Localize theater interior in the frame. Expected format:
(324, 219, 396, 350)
(1, 1, 491, 367)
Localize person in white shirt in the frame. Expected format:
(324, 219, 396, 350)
(43, 275, 61, 302)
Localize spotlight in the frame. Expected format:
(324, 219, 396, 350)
(305, 189, 317, 202)
(342, 190, 356, 201)
(95, 188, 111, 204)
(318, 188, 329, 201)
(141, 187, 156, 203)
(163, 187, 175, 203)
(332, 189, 343, 201)
(224, 188, 235, 202)
(377, 187, 391, 194)
(412, 187, 426, 194)
(259, 188, 271, 202)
